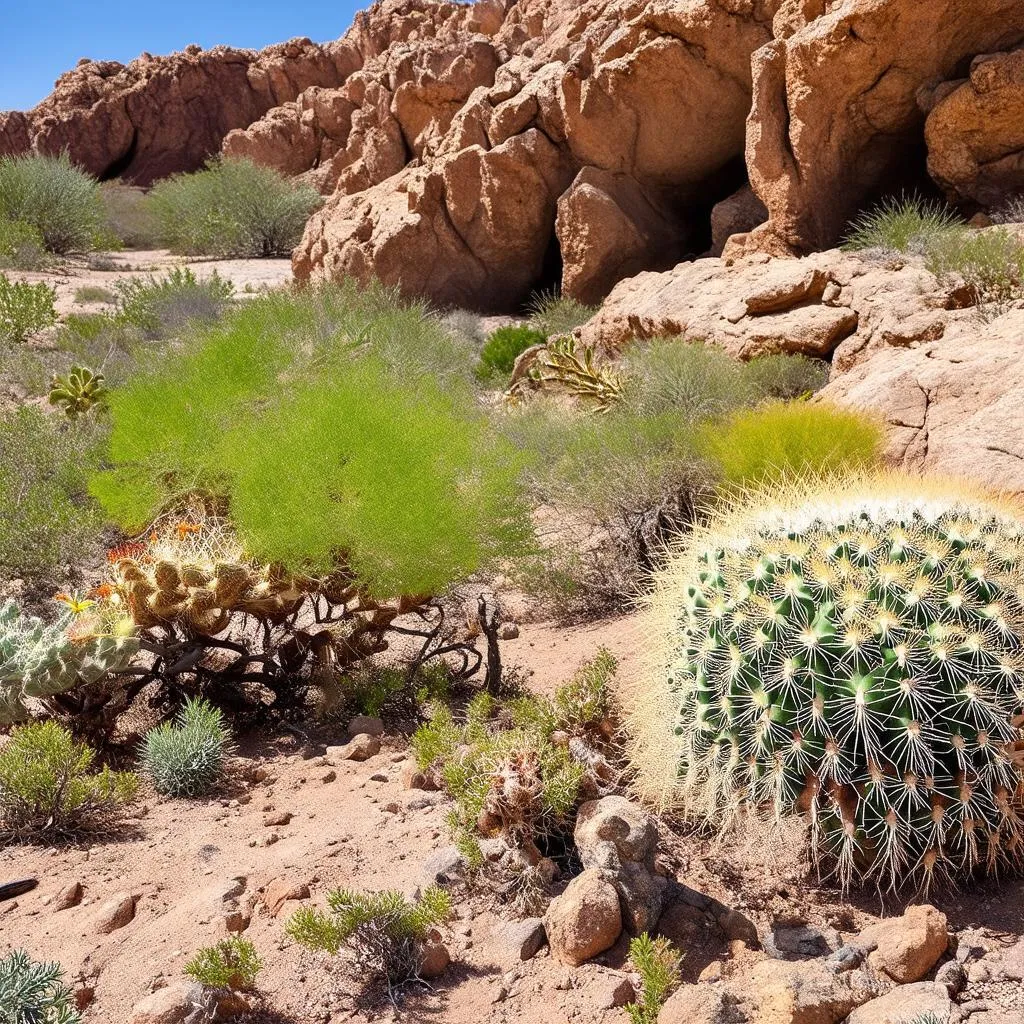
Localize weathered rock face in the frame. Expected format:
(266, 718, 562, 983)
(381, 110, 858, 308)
(290, 0, 781, 309)
(925, 47, 1024, 206)
(745, 0, 1024, 253)
(821, 307, 1024, 496)
(0, 40, 356, 185)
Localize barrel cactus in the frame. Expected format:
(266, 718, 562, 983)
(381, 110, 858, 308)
(0, 600, 138, 725)
(626, 473, 1024, 890)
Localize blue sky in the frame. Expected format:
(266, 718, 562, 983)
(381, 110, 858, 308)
(1, 1, 365, 111)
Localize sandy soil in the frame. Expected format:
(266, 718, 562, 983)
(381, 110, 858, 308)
(2, 611, 1023, 1023)
(10, 249, 294, 315)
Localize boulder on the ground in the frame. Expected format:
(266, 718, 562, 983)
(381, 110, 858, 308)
(543, 867, 623, 966)
(128, 982, 213, 1024)
(261, 877, 310, 917)
(843, 981, 953, 1024)
(91, 892, 138, 934)
(850, 905, 949, 985)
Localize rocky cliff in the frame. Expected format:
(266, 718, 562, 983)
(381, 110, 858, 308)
(5, 0, 1024, 306)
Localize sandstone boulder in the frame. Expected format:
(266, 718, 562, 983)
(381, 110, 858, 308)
(850, 905, 949, 985)
(745, 1, 1024, 253)
(91, 892, 138, 934)
(925, 47, 1024, 206)
(261, 877, 310, 916)
(127, 982, 212, 1024)
(543, 867, 623, 966)
(821, 307, 1024, 495)
(843, 982, 953, 1024)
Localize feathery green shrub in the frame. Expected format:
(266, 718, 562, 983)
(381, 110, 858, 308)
(843, 195, 960, 254)
(0, 153, 105, 255)
(184, 936, 262, 990)
(0, 219, 47, 270)
(90, 284, 525, 597)
(0, 275, 57, 342)
(527, 290, 597, 336)
(477, 324, 546, 382)
(287, 886, 451, 991)
(925, 226, 1024, 319)
(626, 934, 682, 1024)
(0, 949, 81, 1024)
(0, 406, 106, 583)
(113, 267, 234, 339)
(147, 157, 322, 257)
(697, 401, 884, 488)
(0, 720, 137, 839)
(743, 353, 830, 401)
(626, 473, 1024, 891)
(140, 697, 230, 797)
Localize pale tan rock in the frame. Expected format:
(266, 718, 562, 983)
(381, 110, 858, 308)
(711, 185, 768, 257)
(329, 733, 381, 761)
(746, 1, 1024, 252)
(419, 938, 451, 978)
(851, 905, 949, 985)
(821, 308, 1024, 496)
(52, 881, 83, 911)
(261, 877, 310, 916)
(543, 867, 622, 966)
(739, 958, 882, 1024)
(926, 47, 1024, 205)
(844, 982, 953, 1024)
(91, 892, 138, 934)
(347, 714, 385, 737)
(127, 982, 212, 1024)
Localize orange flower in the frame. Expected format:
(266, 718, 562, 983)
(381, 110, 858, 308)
(54, 592, 71, 604)
(90, 583, 115, 600)
(107, 541, 146, 563)
(175, 522, 202, 538)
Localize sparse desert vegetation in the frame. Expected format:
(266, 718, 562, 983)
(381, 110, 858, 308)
(2, 5, 1024, 1024)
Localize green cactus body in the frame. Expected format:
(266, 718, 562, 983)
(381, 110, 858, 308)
(0, 601, 138, 724)
(48, 365, 108, 419)
(628, 475, 1024, 890)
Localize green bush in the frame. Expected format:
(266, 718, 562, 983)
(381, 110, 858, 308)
(527, 290, 597, 336)
(140, 697, 230, 797)
(0, 153, 105, 255)
(184, 936, 261, 991)
(925, 226, 1024, 319)
(0, 274, 57, 342)
(147, 157, 322, 257)
(743, 352, 830, 401)
(0, 720, 137, 840)
(287, 886, 451, 992)
(626, 934, 682, 1024)
(73, 286, 115, 304)
(843, 194, 960, 253)
(697, 400, 883, 488)
(627, 473, 1024, 890)
(329, 661, 452, 720)
(477, 324, 547, 382)
(0, 219, 47, 270)
(100, 181, 160, 249)
(113, 267, 234, 339)
(0, 949, 81, 1024)
(0, 406, 106, 583)
(90, 284, 525, 598)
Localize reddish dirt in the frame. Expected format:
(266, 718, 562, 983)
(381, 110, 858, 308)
(2, 612, 1022, 1022)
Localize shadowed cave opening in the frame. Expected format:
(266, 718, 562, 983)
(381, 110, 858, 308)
(99, 130, 140, 183)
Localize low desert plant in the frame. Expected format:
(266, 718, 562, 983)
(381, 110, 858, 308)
(529, 336, 624, 409)
(477, 324, 546, 382)
(0, 219, 47, 270)
(626, 934, 682, 1024)
(328, 661, 452, 720)
(0, 597, 138, 727)
(287, 886, 451, 994)
(0, 274, 57, 342)
(843, 194, 960, 254)
(412, 654, 616, 858)
(113, 267, 235, 339)
(527, 289, 597, 336)
(743, 352, 830, 401)
(49, 366, 108, 419)
(0, 405, 106, 583)
(0, 720, 137, 839)
(140, 697, 231, 797)
(925, 225, 1024, 319)
(184, 936, 262, 991)
(0, 153, 105, 255)
(100, 181, 159, 249)
(0, 949, 81, 1024)
(73, 286, 114, 304)
(990, 194, 1024, 225)
(627, 472, 1024, 891)
(697, 400, 883, 488)
(147, 157, 322, 258)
